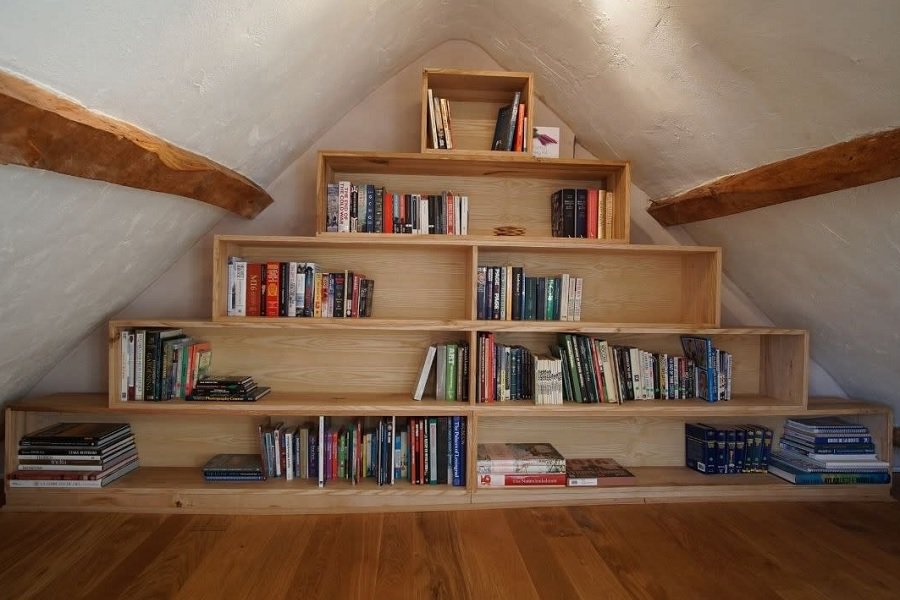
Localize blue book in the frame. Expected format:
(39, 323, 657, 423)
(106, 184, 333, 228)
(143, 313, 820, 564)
(680, 336, 716, 369)
(685, 423, 717, 474)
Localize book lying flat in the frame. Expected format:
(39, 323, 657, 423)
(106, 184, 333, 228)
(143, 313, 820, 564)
(477, 443, 565, 473)
(8, 457, 139, 488)
(203, 453, 264, 474)
(477, 472, 566, 487)
(188, 386, 271, 402)
(566, 458, 636, 487)
(20, 423, 131, 446)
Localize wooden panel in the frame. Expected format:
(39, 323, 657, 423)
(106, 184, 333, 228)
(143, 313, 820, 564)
(648, 128, 900, 226)
(316, 151, 630, 241)
(681, 249, 722, 326)
(477, 247, 720, 326)
(760, 332, 809, 408)
(422, 69, 534, 154)
(0, 71, 271, 219)
(109, 325, 469, 402)
(212, 239, 469, 320)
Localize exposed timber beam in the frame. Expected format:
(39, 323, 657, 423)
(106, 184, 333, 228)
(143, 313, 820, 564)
(0, 70, 271, 218)
(648, 128, 900, 226)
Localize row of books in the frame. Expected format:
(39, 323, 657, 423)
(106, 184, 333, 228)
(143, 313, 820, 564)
(8, 423, 139, 488)
(685, 423, 774, 474)
(681, 336, 734, 402)
(476, 442, 635, 487)
(476, 266, 584, 321)
(251, 416, 468, 486)
(490, 91, 527, 152)
(326, 183, 470, 236)
(119, 328, 210, 401)
(767, 417, 890, 485)
(550, 187, 617, 239)
(413, 342, 470, 401)
(476, 335, 533, 403)
(188, 375, 270, 402)
(226, 259, 375, 318)
(426, 90, 455, 150)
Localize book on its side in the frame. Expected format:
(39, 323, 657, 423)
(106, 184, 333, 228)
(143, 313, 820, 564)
(20, 423, 131, 447)
(477, 472, 566, 487)
(566, 457, 636, 487)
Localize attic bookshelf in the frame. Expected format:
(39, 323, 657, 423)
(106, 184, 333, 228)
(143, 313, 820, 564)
(3, 69, 893, 513)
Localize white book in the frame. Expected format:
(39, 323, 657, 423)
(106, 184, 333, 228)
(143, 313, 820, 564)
(233, 260, 247, 317)
(134, 330, 146, 401)
(338, 180, 351, 232)
(461, 196, 469, 235)
(285, 427, 294, 481)
(125, 331, 135, 400)
(419, 195, 429, 235)
(573, 277, 584, 322)
(287, 261, 298, 318)
(295, 263, 306, 317)
(318, 416, 326, 487)
(391, 416, 397, 485)
(427, 88, 439, 150)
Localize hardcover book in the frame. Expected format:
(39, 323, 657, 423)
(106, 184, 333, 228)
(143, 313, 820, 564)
(476, 442, 565, 473)
(566, 458, 635, 486)
(20, 423, 131, 447)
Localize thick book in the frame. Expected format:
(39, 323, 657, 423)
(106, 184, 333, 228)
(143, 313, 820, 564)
(203, 453, 265, 475)
(477, 442, 565, 473)
(477, 472, 566, 487)
(566, 458, 635, 486)
(188, 386, 271, 402)
(20, 423, 131, 447)
(783, 416, 869, 434)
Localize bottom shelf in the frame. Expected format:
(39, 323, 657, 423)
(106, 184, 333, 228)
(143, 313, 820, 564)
(4, 466, 891, 514)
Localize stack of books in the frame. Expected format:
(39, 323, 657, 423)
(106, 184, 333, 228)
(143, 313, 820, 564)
(188, 375, 271, 402)
(8, 423, 138, 488)
(768, 417, 891, 485)
(202, 454, 265, 482)
(477, 442, 566, 488)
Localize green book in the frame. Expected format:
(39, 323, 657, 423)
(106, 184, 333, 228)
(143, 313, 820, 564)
(546, 277, 556, 321)
(446, 343, 458, 401)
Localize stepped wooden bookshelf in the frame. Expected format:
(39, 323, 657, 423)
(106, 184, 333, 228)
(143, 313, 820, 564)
(420, 68, 534, 155)
(3, 70, 894, 512)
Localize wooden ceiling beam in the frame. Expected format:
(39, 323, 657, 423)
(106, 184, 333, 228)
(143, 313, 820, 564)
(648, 128, 900, 226)
(0, 70, 272, 218)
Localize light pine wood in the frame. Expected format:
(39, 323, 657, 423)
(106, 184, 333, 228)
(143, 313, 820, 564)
(648, 127, 900, 226)
(315, 151, 630, 242)
(3, 504, 900, 599)
(0, 70, 272, 218)
(421, 69, 534, 154)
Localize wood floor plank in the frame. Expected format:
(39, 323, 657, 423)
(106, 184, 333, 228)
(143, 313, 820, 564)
(283, 514, 346, 600)
(27, 514, 167, 600)
(371, 512, 418, 600)
(114, 515, 234, 600)
(454, 509, 541, 600)
(504, 508, 584, 600)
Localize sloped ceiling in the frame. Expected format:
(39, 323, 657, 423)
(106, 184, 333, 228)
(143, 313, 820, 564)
(2, 1, 899, 411)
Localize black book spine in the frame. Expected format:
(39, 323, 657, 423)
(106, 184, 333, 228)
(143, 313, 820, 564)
(259, 265, 268, 317)
(350, 184, 358, 232)
(563, 189, 577, 237)
(279, 262, 289, 317)
(536, 278, 546, 321)
(365, 280, 375, 317)
(437, 418, 449, 484)
(374, 187, 384, 233)
(575, 188, 587, 238)
(476, 267, 486, 320)
(333, 273, 345, 318)
(512, 267, 524, 320)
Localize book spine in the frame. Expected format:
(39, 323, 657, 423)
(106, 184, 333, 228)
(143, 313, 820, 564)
(478, 472, 566, 487)
(338, 180, 351, 232)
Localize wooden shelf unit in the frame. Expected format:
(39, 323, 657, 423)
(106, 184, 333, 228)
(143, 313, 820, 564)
(314, 151, 631, 242)
(5, 395, 892, 513)
(420, 68, 534, 155)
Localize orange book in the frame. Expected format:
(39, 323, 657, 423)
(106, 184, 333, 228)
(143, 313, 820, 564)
(586, 189, 598, 238)
(383, 192, 393, 233)
(266, 262, 280, 317)
(513, 103, 525, 151)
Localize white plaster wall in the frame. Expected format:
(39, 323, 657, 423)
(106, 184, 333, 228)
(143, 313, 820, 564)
(0, 166, 223, 407)
(0, 0, 453, 187)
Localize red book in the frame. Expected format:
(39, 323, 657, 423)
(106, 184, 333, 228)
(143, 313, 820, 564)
(246, 264, 262, 316)
(477, 472, 567, 487)
(513, 103, 525, 152)
(383, 192, 393, 233)
(586, 189, 598, 239)
(265, 263, 280, 317)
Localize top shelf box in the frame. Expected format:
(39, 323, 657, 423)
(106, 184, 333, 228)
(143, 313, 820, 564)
(421, 69, 534, 156)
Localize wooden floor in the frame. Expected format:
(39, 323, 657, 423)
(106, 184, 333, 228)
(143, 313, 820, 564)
(1, 502, 900, 599)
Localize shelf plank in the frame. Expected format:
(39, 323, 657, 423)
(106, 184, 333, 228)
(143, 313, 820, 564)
(3, 467, 470, 514)
(472, 467, 892, 506)
(474, 395, 806, 417)
(315, 232, 629, 245)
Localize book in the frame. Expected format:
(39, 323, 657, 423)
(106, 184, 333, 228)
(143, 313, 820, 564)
(566, 458, 636, 486)
(477, 472, 566, 487)
(766, 465, 890, 486)
(783, 416, 869, 434)
(203, 453, 265, 477)
(20, 423, 131, 447)
(188, 386, 271, 402)
(413, 345, 437, 401)
(477, 442, 565, 473)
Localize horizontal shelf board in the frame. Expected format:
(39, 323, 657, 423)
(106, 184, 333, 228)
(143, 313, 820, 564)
(9, 394, 889, 419)
(219, 233, 716, 253)
(471, 467, 891, 503)
(320, 150, 629, 179)
(474, 395, 805, 416)
(314, 233, 629, 246)
(111, 319, 800, 336)
(110, 393, 471, 416)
